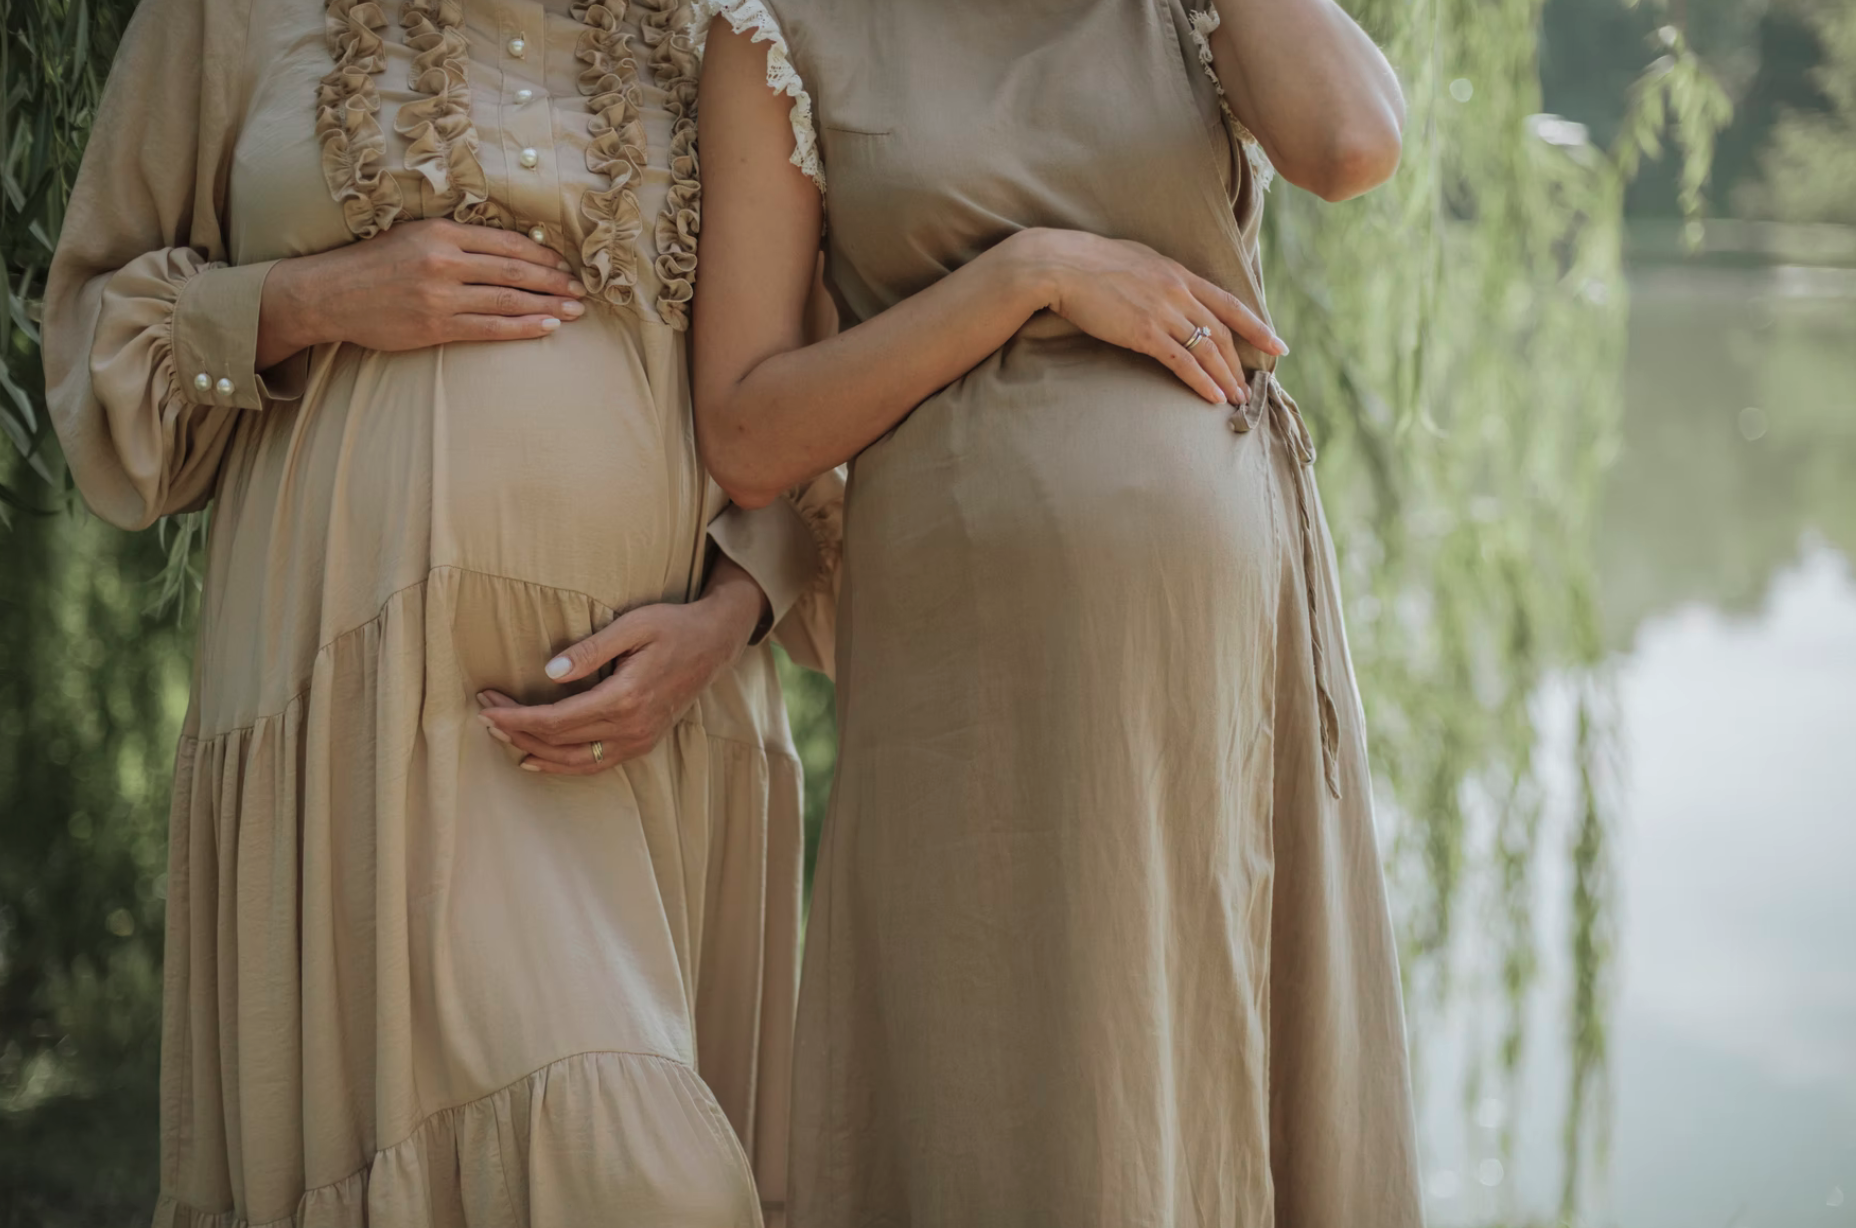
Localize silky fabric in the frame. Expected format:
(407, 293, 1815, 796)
(43, 0, 841, 1223)
(719, 1, 1426, 1224)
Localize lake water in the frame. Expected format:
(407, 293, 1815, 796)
(1419, 246, 1856, 1226)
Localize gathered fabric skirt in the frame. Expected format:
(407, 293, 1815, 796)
(153, 319, 802, 1227)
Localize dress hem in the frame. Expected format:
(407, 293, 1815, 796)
(152, 1049, 750, 1228)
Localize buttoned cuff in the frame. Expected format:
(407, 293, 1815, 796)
(708, 497, 823, 646)
(170, 259, 303, 410)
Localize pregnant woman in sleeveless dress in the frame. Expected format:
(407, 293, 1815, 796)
(44, 0, 840, 1223)
(694, 0, 1421, 1224)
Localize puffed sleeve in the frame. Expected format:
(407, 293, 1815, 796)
(42, 0, 301, 531)
(708, 466, 844, 679)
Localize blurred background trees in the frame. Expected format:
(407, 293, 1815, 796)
(3, 0, 1842, 1223)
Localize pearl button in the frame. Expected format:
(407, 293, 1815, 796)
(507, 36, 526, 57)
(514, 88, 534, 103)
(518, 147, 539, 169)
(215, 377, 234, 396)
(528, 225, 546, 244)
(193, 372, 211, 392)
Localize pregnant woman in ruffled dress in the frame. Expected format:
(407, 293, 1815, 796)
(44, 0, 837, 1223)
(694, 0, 1423, 1224)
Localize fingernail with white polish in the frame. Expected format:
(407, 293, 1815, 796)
(560, 301, 585, 319)
(557, 261, 572, 273)
(520, 761, 542, 772)
(568, 280, 587, 297)
(475, 691, 491, 707)
(545, 656, 572, 680)
(541, 317, 561, 331)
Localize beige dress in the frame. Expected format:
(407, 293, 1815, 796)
(44, 0, 839, 1224)
(698, 1, 1424, 1224)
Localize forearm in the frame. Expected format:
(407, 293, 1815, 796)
(699, 552, 771, 649)
(1210, 0, 1404, 200)
(698, 228, 1054, 507)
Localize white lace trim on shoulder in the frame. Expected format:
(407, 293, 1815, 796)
(692, 0, 825, 193)
(1188, 8, 1274, 192)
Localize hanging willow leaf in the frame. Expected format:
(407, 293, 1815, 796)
(147, 507, 207, 621)
(2, 0, 133, 539)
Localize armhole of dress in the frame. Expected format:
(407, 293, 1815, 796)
(691, 0, 826, 194)
(1188, 9, 1274, 194)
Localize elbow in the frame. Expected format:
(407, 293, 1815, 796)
(697, 415, 782, 511)
(721, 481, 780, 511)
(1294, 109, 1404, 203)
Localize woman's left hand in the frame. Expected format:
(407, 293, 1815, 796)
(476, 557, 768, 775)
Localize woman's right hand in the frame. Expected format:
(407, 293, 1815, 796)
(257, 219, 587, 368)
(1014, 228, 1288, 407)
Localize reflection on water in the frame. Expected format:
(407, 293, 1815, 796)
(1606, 545, 1856, 1228)
(1422, 246, 1856, 1227)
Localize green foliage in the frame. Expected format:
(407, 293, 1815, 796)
(1, 0, 135, 517)
(773, 648, 837, 900)
(1738, 0, 1856, 223)
(1612, 25, 1735, 228)
(0, 449, 190, 1226)
(1260, 0, 1722, 1216)
(2, 3, 173, 1222)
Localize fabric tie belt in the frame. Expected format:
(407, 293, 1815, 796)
(1231, 367, 1344, 801)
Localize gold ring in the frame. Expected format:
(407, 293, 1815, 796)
(591, 741, 605, 764)
(1182, 324, 1211, 352)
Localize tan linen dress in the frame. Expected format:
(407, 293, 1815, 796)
(43, 0, 840, 1224)
(697, 1, 1424, 1224)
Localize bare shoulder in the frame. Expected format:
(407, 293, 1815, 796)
(697, 1, 825, 193)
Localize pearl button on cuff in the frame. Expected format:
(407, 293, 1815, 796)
(193, 373, 211, 392)
(216, 377, 234, 396)
(507, 36, 526, 56)
(514, 88, 534, 103)
(519, 147, 539, 169)
(528, 226, 546, 244)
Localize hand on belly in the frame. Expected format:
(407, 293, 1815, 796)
(474, 557, 767, 773)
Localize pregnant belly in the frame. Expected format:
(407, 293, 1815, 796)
(425, 323, 702, 602)
(300, 315, 703, 611)
(199, 315, 705, 723)
(846, 328, 1283, 612)
(831, 326, 1290, 844)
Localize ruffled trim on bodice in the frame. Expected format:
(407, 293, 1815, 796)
(573, 0, 651, 308)
(398, 0, 512, 226)
(640, 0, 703, 328)
(311, 0, 711, 328)
(315, 0, 404, 238)
(1188, 9, 1275, 192)
(691, 0, 825, 193)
